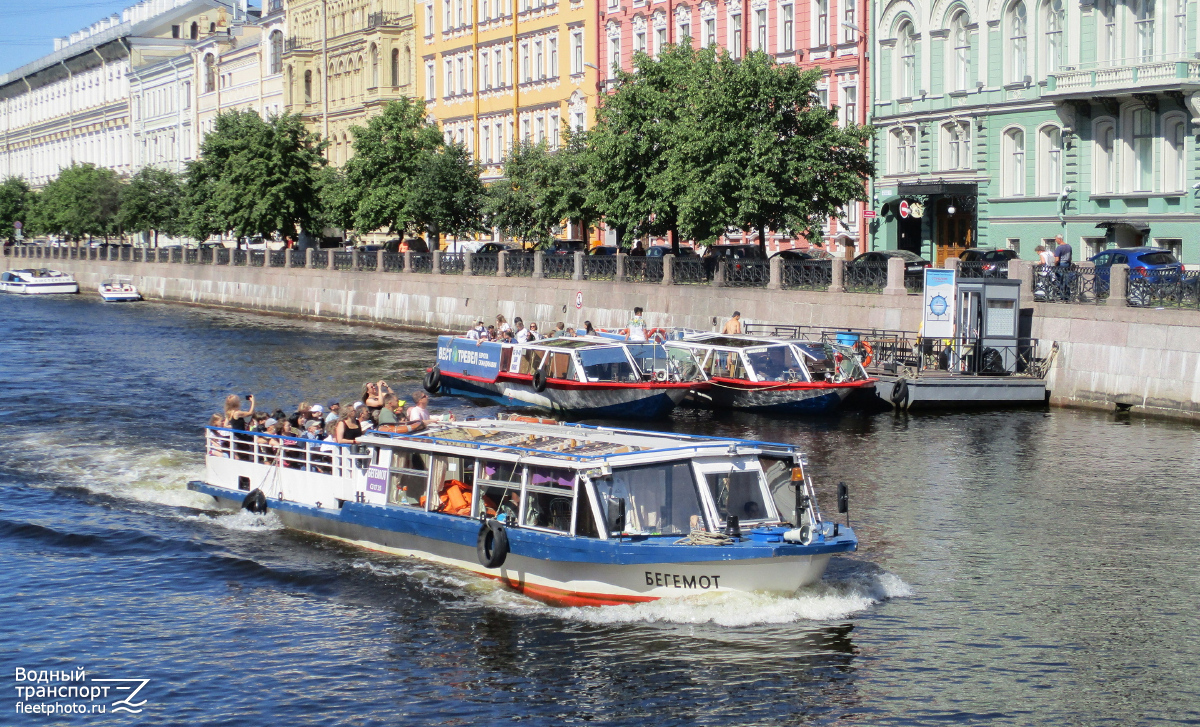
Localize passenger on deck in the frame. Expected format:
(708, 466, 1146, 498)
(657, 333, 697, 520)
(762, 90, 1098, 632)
(324, 401, 341, 425)
(333, 409, 362, 443)
(496, 314, 513, 337)
(377, 394, 402, 425)
(527, 323, 541, 341)
(467, 320, 486, 339)
(357, 405, 375, 431)
(362, 381, 390, 416)
(224, 395, 255, 461)
(303, 419, 325, 440)
(408, 392, 431, 422)
(514, 317, 529, 343)
(485, 324, 497, 341)
(583, 321, 596, 336)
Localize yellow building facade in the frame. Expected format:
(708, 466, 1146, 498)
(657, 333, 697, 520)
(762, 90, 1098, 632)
(416, 0, 600, 182)
(281, 0, 417, 165)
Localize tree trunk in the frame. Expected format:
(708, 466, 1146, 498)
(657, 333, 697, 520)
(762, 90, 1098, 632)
(757, 224, 767, 257)
(427, 221, 440, 251)
(153, 229, 158, 248)
(670, 223, 680, 254)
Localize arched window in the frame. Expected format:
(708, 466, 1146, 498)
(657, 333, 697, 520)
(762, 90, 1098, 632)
(203, 54, 216, 93)
(1003, 127, 1026, 196)
(1132, 108, 1155, 191)
(1094, 120, 1117, 194)
(338, 60, 346, 100)
(1038, 125, 1062, 195)
(950, 11, 971, 92)
(190, 22, 199, 40)
(391, 48, 401, 87)
(304, 69, 313, 103)
(897, 21, 917, 98)
(286, 65, 293, 104)
(1136, 0, 1156, 62)
(1164, 115, 1186, 192)
(1009, 1, 1028, 83)
(1043, 0, 1063, 76)
(269, 31, 283, 75)
(209, 22, 216, 34)
(370, 44, 379, 88)
(1097, 0, 1118, 64)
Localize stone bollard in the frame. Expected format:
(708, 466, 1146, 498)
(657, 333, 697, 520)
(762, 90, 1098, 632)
(351, 249, 360, 271)
(376, 250, 384, 272)
(305, 248, 314, 269)
(533, 251, 545, 278)
(327, 249, 336, 270)
(828, 258, 846, 294)
(943, 256, 961, 276)
(403, 251, 413, 273)
(713, 259, 727, 287)
(464, 250, 475, 276)
(1108, 263, 1129, 307)
(285, 247, 293, 268)
(432, 250, 442, 275)
(573, 251, 585, 281)
(107, 245, 114, 262)
(768, 255, 783, 290)
(263, 247, 271, 267)
(497, 250, 508, 277)
(615, 253, 627, 282)
(883, 256, 907, 296)
(661, 254, 675, 286)
(1008, 258, 1034, 294)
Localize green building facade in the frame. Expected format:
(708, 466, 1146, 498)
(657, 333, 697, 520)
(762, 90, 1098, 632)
(869, 0, 1199, 265)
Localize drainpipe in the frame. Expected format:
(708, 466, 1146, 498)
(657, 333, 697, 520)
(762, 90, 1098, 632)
(93, 47, 107, 169)
(22, 76, 32, 181)
(60, 60, 75, 165)
(513, 0, 520, 148)
(119, 37, 132, 177)
(322, 0, 329, 140)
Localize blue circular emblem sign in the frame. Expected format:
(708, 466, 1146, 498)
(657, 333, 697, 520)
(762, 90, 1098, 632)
(929, 295, 948, 317)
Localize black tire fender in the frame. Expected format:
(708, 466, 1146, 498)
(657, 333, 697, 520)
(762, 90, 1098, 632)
(423, 366, 441, 394)
(890, 378, 910, 409)
(242, 488, 268, 514)
(532, 369, 548, 393)
(476, 520, 509, 569)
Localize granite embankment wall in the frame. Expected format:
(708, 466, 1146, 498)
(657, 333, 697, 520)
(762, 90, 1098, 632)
(6, 254, 1199, 422)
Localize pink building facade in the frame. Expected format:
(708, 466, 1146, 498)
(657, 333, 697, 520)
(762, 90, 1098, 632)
(596, 0, 869, 255)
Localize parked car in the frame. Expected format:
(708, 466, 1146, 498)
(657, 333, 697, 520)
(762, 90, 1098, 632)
(645, 245, 698, 258)
(379, 238, 430, 253)
(770, 248, 834, 262)
(588, 245, 619, 256)
(472, 242, 513, 255)
(1089, 248, 1187, 305)
(852, 250, 931, 274)
(959, 247, 1019, 275)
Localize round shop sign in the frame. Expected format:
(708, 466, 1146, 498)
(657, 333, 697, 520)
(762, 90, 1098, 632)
(910, 201, 925, 218)
(929, 294, 949, 317)
(575, 291, 583, 310)
(898, 200, 910, 218)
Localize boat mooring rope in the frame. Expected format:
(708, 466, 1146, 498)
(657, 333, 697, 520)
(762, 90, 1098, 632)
(674, 530, 735, 546)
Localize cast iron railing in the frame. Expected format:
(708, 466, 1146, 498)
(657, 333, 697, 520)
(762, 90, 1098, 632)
(216, 248, 230, 265)
(232, 250, 247, 266)
(411, 253, 433, 273)
(199, 248, 214, 264)
(958, 260, 1008, 279)
(440, 252, 465, 275)
(310, 250, 328, 268)
(583, 256, 617, 280)
(543, 254, 575, 279)
(505, 252, 535, 277)
(472, 252, 499, 275)
(185, 249, 200, 264)
(333, 251, 355, 270)
(781, 260, 832, 291)
(381, 252, 404, 272)
(1128, 269, 1200, 308)
(844, 260, 888, 293)
(674, 257, 707, 284)
(625, 257, 663, 283)
(269, 250, 287, 267)
(1033, 264, 1109, 304)
(724, 259, 770, 287)
(249, 251, 265, 267)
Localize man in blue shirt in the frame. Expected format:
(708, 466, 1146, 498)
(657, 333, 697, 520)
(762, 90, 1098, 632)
(1053, 236, 1073, 267)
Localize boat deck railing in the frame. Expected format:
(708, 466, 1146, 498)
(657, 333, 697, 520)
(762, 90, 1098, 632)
(206, 427, 371, 477)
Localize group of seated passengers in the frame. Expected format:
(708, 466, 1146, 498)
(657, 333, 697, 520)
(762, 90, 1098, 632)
(464, 315, 598, 343)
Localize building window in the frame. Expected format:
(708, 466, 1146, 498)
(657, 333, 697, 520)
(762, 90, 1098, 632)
(392, 49, 402, 87)
(1095, 121, 1117, 194)
(172, 24, 180, 38)
(635, 31, 646, 53)
(521, 43, 530, 81)
(1004, 127, 1026, 196)
(843, 85, 857, 125)
(609, 36, 621, 76)
(780, 4, 794, 52)
(704, 18, 716, 47)
(572, 31, 584, 74)
(1164, 115, 1186, 192)
(679, 16, 691, 42)
(270, 31, 283, 75)
(891, 126, 916, 173)
(1098, 0, 1117, 63)
(203, 55, 216, 93)
(498, 48, 506, 85)
(755, 9, 767, 50)
(1133, 108, 1154, 191)
(549, 38, 558, 77)
(427, 62, 436, 99)
(655, 27, 667, 55)
(1171, 0, 1187, 55)
(842, 0, 856, 43)
(898, 21, 916, 98)
(1009, 1, 1028, 83)
(458, 56, 466, 91)
(535, 41, 543, 79)
(942, 121, 972, 170)
(369, 45, 379, 88)
(1039, 125, 1062, 195)
(1136, 0, 1156, 62)
(731, 14, 742, 58)
(951, 11, 970, 92)
(816, 0, 825, 45)
(482, 125, 491, 163)
(482, 50, 491, 87)
(304, 70, 313, 102)
(190, 22, 199, 40)
(1043, 0, 1063, 76)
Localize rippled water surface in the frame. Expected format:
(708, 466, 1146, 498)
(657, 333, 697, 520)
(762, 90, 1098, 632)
(2, 295, 1198, 726)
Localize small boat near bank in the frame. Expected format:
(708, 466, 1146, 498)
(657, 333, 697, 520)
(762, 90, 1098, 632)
(98, 276, 141, 302)
(0, 268, 79, 295)
(665, 334, 877, 413)
(426, 336, 710, 419)
(188, 418, 857, 606)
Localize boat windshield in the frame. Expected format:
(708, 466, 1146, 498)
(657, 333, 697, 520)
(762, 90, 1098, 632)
(743, 345, 808, 382)
(592, 462, 705, 535)
(704, 469, 770, 524)
(625, 344, 703, 382)
(578, 347, 637, 382)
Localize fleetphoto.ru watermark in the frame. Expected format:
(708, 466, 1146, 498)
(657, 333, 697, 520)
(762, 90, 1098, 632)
(14, 667, 151, 716)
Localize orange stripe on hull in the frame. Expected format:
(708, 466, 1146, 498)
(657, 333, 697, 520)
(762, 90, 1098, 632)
(485, 573, 659, 607)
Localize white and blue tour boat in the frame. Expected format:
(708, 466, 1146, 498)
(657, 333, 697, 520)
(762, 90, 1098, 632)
(98, 276, 142, 302)
(189, 418, 857, 606)
(0, 268, 79, 295)
(426, 336, 711, 419)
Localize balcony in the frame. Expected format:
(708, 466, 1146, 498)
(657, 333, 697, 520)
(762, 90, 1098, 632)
(284, 36, 318, 53)
(1046, 56, 1200, 97)
(368, 11, 403, 28)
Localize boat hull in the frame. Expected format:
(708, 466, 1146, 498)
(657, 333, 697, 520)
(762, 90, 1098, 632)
(0, 281, 79, 295)
(441, 373, 693, 419)
(99, 291, 141, 302)
(702, 379, 875, 413)
(189, 481, 849, 606)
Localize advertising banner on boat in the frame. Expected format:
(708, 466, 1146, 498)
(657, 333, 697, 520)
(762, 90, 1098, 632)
(437, 336, 504, 382)
(922, 269, 957, 338)
(365, 466, 388, 494)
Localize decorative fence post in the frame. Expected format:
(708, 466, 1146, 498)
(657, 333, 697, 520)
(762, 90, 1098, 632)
(615, 253, 627, 282)
(264, 247, 272, 267)
(351, 248, 360, 271)
(713, 259, 727, 287)
(497, 250, 508, 278)
(943, 256, 961, 276)
(327, 249, 336, 270)
(376, 250, 384, 272)
(768, 256, 783, 290)
(883, 256, 907, 296)
(305, 248, 314, 269)
(464, 250, 475, 276)
(661, 254, 675, 286)
(285, 246, 293, 268)
(572, 251, 584, 281)
(1108, 263, 1129, 308)
(533, 251, 545, 279)
(403, 251, 413, 273)
(828, 258, 845, 293)
(432, 250, 442, 275)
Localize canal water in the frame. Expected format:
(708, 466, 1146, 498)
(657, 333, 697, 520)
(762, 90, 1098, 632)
(1, 295, 1198, 726)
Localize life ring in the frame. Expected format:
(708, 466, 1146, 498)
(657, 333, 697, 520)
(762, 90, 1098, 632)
(647, 327, 667, 342)
(532, 369, 549, 392)
(506, 415, 558, 425)
(890, 377, 910, 409)
(856, 340, 874, 367)
(423, 366, 441, 394)
(476, 520, 509, 568)
(241, 487, 268, 514)
(377, 421, 426, 434)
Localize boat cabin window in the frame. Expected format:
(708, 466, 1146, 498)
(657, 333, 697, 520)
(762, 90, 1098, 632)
(759, 456, 795, 523)
(744, 346, 808, 382)
(705, 350, 748, 380)
(578, 347, 637, 383)
(513, 348, 547, 375)
(546, 351, 578, 381)
(430, 454, 475, 516)
(593, 462, 705, 535)
(388, 450, 429, 507)
(522, 467, 576, 533)
(575, 483, 600, 538)
(705, 470, 770, 524)
(475, 459, 522, 520)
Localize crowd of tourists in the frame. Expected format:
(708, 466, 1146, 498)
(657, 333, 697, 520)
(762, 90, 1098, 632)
(463, 308, 657, 342)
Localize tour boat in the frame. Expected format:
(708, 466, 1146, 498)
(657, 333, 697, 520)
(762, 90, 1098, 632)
(188, 418, 857, 606)
(0, 268, 79, 295)
(425, 336, 710, 419)
(664, 334, 877, 413)
(98, 276, 142, 302)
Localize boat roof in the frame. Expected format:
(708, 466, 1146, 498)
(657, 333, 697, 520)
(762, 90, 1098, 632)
(360, 418, 797, 466)
(8, 268, 71, 278)
(673, 334, 795, 349)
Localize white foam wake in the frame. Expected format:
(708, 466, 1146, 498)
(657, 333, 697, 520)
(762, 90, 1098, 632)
(183, 509, 285, 532)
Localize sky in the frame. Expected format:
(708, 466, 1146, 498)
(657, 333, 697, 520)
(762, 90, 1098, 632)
(0, 0, 162, 75)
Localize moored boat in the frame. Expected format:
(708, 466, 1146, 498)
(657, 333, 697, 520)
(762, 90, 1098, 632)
(98, 276, 142, 302)
(0, 268, 79, 295)
(188, 418, 857, 606)
(665, 334, 876, 413)
(426, 336, 710, 419)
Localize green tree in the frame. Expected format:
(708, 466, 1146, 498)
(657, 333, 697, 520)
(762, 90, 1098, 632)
(550, 127, 601, 248)
(117, 167, 184, 246)
(0, 177, 34, 242)
(315, 165, 357, 235)
(183, 110, 326, 241)
(34, 163, 124, 241)
(407, 142, 487, 245)
(484, 140, 558, 247)
(341, 99, 444, 237)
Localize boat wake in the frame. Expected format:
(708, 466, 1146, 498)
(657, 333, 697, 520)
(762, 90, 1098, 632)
(183, 509, 285, 532)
